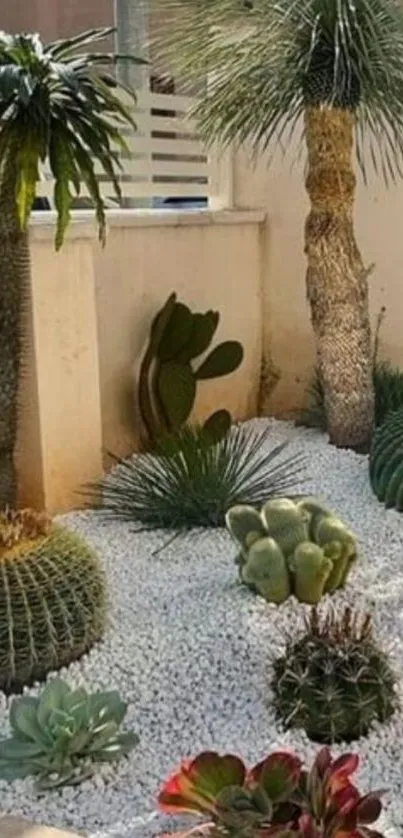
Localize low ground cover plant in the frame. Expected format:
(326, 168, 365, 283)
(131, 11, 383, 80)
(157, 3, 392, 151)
(158, 747, 385, 837)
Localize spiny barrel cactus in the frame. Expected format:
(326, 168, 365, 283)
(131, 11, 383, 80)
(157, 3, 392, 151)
(226, 497, 357, 605)
(272, 606, 398, 744)
(138, 292, 244, 447)
(370, 405, 403, 510)
(0, 510, 107, 693)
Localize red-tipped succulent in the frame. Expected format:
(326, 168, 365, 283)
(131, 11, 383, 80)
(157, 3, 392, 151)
(158, 748, 385, 838)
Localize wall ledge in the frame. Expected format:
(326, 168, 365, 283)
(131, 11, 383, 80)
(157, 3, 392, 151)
(30, 208, 266, 240)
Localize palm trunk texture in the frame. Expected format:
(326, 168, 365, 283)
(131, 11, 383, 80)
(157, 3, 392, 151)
(0, 156, 30, 508)
(304, 106, 374, 451)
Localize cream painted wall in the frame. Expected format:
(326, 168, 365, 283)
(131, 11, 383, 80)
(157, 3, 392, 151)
(94, 211, 264, 458)
(17, 210, 264, 511)
(234, 144, 403, 417)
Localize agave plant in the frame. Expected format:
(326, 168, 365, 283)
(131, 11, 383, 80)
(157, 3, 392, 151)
(153, 0, 403, 451)
(0, 28, 144, 508)
(86, 423, 306, 531)
(158, 748, 385, 837)
(0, 678, 138, 790)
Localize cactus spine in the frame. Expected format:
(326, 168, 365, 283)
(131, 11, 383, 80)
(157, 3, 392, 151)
(0, 510, 107, 693)
(226, 497, 357, 606)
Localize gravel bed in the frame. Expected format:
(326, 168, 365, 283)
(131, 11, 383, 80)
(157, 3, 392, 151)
(1, 419, 403, 837)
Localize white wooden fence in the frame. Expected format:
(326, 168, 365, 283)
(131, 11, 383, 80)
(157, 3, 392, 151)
(37, 90, 232, 209)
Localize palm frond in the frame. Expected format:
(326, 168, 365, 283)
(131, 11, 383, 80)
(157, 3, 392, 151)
(0, 29, 144, 247)
(85, 423, 306, 531)
(152, 0, 403, 181)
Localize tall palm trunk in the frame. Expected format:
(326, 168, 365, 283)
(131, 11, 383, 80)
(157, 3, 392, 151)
(0, 155, 30, 508)
(304, 106, 374, 451)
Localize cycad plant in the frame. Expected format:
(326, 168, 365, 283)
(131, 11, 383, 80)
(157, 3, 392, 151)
(0, 28, 143, 507)
(154, 0, 403, 450)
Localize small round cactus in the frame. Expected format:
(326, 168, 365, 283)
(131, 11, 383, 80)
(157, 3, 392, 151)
(0, 509, 107, 693)
(242, 537, 291, 604)
(272, 606, 398, 743)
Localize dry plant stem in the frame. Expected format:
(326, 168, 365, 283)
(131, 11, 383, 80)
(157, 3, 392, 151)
(304, 107, 374, 450)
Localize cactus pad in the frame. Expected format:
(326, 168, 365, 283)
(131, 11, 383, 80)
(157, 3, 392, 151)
(272, 606, 398, 743)
(369, 406, 403, 510)
(138, 292, 244, 447)
(226, 497, 357, 606)
(0, 511, 107, 693)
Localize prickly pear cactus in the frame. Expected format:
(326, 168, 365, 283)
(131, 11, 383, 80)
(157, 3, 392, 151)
(0, 510, 107, 693)
(138, 292, 244, 447)
(369, 406, 403, 510)
(226, 497, 357, 606)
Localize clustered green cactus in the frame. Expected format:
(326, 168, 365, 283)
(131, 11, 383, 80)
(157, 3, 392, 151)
(369, 405, 403, 510)
(226, 497, 357, 604)
(0, 509, 107, 693)
(272, 605, 398, 744)
(138, 292, 244, 447)
(0, 678, 138, 790)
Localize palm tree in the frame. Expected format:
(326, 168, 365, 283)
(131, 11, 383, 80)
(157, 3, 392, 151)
(0, 28, 144, 508)
(153, 0, 403, 450)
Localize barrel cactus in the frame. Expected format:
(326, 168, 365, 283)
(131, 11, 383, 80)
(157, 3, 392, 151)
(226, 497, 357, 605)
(272, 606, 398, 743)
(369, 405, 403, 510)
(138, 292, 244, 447)
(0, 509, 107, 693)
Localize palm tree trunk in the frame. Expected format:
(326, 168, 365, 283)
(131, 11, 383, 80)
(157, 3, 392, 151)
(304, 106, 374, 451)
(0, 154, 30, 508)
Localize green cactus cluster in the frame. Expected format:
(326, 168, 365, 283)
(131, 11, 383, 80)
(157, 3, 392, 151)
(272, 606, 398, 744)
(0, 510, 107, 693)
(369, 405, 403, 510)
(138, 292, 244, 447)
(226, 497, 357, 605)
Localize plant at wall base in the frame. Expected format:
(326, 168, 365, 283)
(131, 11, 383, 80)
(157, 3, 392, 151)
(0, 509, 107, 694)
(0, 678, 138, 790)
(138, 292, 244, 448)
(154, 0, 403, 452)
(272, 606, 398, 744)
(226, 497, 357, 605)
(0, 28, 145, 509)
(86, 424, 305, 532)
(157, 747, 386, 837)
(369, 404, 403, 510)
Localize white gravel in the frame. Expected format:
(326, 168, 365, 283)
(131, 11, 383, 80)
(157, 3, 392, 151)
(1, 419, 403, 838)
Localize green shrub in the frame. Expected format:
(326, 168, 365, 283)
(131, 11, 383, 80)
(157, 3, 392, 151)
(226, 497, 357, 605)
(299, 360, 403, 431)
(0, 678, 138, 790)
(0, 509, 107, 693)
(272, 605, 398, 744)
(138, 292, 244, 447)
(87, 424, 305, 531)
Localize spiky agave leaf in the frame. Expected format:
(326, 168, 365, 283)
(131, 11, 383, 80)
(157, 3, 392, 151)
(152, 0, 403, 183)
(86, 424, 306, 530)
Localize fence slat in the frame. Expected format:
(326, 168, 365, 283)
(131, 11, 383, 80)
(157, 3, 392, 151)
(35, 88, 232, 209)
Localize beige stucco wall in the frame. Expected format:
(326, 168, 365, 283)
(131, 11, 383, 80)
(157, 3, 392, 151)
(17, 209, 264, 512)
(234, 146, 403, 417)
